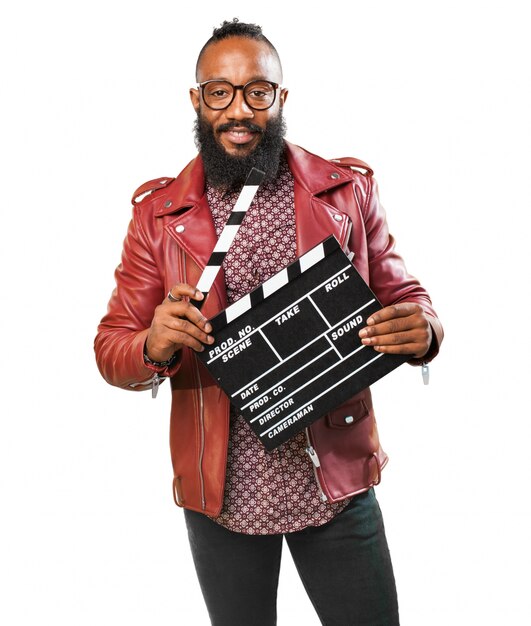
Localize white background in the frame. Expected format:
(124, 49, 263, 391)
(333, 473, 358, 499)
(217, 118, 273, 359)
(1, 1, 530, 624)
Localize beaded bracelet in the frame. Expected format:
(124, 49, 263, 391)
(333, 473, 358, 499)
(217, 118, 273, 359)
(143, 351, 178, 368)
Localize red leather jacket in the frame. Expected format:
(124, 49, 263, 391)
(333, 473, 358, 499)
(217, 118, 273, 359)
(95, 141, 443, 516)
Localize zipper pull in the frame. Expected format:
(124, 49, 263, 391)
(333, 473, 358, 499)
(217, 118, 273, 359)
(306, 445, 321, 468)
(422, 363, 430, 386)
(152, 373, 160, 399)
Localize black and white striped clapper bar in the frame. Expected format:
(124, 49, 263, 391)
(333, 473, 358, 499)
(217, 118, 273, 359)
(195, 167, 265, 310)
(198, 235, 409, 450)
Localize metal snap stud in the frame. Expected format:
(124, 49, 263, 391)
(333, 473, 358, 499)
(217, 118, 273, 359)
(333, 214, 343, 221)
(175, 224, 185, 233)
(330, 172, 340, 179)
(344, 416, 354, 424)
(164, 200, 173, 208)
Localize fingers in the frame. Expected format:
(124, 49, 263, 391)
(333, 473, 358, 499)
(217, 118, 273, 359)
(365, 303, 423, 326)
(160, 311, 214, 347)
(358, 303, 432, 358)
(146, 284, 214, 360)
(163, 299, 212, 332)
(166, 283, 204, 303)
(360, 306, 426, 339)
(360, 333, 426, 355)
(164, 283, 213, 338)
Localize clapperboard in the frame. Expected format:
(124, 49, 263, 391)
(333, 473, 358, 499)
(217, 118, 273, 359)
(198, 235, 408, 450)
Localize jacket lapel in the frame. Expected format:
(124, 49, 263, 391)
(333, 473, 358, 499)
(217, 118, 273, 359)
(285, 142, 354, 256)
(156, 157, 228, 316)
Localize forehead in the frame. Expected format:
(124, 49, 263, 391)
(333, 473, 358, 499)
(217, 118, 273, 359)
(197, 37, 282, 84)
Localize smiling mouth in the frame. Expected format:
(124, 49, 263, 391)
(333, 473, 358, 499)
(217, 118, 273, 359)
(217, 122, 263, 147)
(223, 128, 257, 144)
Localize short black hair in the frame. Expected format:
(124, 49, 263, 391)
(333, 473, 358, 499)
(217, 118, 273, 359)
(195, 18, 282, 81)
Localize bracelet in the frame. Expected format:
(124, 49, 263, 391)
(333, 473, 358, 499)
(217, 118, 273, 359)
(143, 350, 178, 368)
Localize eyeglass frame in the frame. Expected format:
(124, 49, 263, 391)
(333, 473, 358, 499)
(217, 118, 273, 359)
(197, 79, 281, 111)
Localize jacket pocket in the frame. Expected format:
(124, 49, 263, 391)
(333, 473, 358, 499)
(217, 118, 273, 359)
(326, 398, 370, 429)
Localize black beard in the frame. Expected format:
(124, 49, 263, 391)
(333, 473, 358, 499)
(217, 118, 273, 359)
(193, 111, 287, 190)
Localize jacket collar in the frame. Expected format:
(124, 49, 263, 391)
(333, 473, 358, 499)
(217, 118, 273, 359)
(284, 141, 355, 195)
(153, 141, 354, 217)
(153, 157, 206, 217)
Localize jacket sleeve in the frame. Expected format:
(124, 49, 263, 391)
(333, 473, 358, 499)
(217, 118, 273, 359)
(94, 204, 181, 390)
(361, 176, 444, 363)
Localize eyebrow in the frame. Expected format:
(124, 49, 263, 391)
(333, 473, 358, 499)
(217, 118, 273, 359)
(198, 75, 275, 83)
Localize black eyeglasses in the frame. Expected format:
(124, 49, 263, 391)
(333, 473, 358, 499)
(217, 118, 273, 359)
(197, 79, 280, 111)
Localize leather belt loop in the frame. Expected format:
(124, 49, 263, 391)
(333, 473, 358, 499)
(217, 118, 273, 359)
(173, 476, 184, 507)
(371, 452, 382, 486)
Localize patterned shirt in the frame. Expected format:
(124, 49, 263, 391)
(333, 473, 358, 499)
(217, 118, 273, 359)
(206, 158, 349, 535)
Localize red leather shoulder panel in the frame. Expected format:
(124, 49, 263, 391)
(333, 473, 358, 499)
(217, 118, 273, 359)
(131, 177, 175, 205)
(329, 157, 373, 176)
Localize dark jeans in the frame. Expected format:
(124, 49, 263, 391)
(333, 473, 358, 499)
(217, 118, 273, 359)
(183, 489, 399, 625)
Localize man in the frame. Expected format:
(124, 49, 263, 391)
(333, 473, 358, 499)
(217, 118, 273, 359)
(95, 19, 443, 626)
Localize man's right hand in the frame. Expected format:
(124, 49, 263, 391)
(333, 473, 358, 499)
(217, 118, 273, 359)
(145, 283, 214, 362)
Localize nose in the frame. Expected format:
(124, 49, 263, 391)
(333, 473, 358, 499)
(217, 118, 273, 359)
(225, 88, 254, 120)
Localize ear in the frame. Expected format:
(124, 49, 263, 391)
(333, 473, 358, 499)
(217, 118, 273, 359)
(190, 87, 200, 113)
(279, 87, 288, 107)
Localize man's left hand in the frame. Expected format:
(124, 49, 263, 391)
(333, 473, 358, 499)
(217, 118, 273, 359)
(358, 303, 432, 359)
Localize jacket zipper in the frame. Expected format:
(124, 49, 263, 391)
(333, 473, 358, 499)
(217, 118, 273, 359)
(182, 247, 206, 511)
(193, 356, 206, 510)
(305, 428, 328, 502)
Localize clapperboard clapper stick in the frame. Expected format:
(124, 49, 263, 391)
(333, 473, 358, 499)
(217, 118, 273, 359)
(198, 236, 409, 451)
(194, 167, 266, 311)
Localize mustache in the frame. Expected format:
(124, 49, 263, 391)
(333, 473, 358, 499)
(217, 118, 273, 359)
(216, 121, 264, 133)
